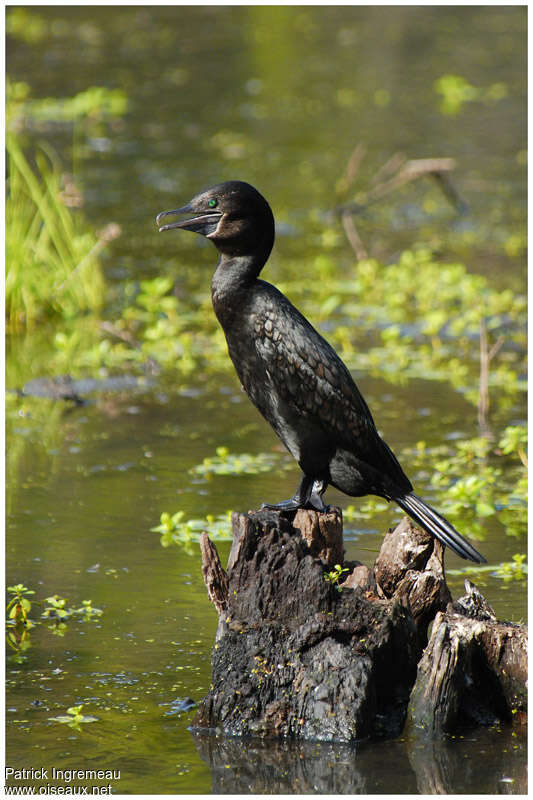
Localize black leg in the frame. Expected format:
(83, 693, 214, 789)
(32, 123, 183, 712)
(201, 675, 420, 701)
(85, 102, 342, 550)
(307, 479, 328, 512)
(261, 475, 329, 512)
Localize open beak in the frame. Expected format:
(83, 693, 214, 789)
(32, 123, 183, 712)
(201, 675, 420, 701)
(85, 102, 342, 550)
(156, 203, 223, 236)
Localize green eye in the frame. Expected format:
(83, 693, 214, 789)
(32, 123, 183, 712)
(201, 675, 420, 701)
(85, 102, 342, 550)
(208, 198, 218, 208)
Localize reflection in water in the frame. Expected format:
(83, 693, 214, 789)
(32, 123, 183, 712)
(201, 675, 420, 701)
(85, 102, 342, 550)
(193, 734, 416, 794)
(406, 728, 527, 795)
(193, 724, 527, 794)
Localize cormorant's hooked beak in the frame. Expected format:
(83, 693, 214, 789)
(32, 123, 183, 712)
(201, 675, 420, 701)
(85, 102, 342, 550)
(156, 203, 223, 236)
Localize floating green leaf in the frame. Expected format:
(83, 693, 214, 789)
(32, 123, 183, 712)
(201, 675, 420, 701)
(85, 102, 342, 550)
(190, 447, 285, 477)
(151, 510, 234, 551)
(49, 704, 98, 728)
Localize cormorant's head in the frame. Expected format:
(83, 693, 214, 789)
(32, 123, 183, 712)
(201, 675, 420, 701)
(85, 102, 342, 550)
(156, 180, 274, 258)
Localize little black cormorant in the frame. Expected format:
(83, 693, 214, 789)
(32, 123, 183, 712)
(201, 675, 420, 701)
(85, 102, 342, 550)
(156, 180, 486, 563)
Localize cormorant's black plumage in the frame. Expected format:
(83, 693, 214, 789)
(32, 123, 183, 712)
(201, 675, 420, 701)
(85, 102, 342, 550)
(156, 180, 486, 564)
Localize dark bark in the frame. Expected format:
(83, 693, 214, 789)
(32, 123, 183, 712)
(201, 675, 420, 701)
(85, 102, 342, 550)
(193, 507, 527, 742)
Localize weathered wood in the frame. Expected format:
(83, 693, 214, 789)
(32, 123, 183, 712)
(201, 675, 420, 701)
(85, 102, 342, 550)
(195, 508, 527, 741)
(408, 579, 528, 736)
(291, 507, 344, 567)
(194, 509, 418, 741)
(374, 518, 452, 646)
(199, 532, 228, 617)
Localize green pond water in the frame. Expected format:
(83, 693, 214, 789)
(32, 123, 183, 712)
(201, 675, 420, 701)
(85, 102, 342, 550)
(6, 6, 526, 795)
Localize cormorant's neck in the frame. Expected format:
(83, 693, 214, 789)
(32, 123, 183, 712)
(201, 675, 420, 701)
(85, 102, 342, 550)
(211, 253, 261, 329)
(211, 237, 272, 329)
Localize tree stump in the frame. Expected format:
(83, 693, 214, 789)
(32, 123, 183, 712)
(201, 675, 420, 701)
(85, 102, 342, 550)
(192, 507, 527, 742)
(407, 579, 528, 736)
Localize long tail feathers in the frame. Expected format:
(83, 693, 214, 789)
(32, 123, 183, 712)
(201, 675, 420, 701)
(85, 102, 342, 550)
(394, 492, 486, 564)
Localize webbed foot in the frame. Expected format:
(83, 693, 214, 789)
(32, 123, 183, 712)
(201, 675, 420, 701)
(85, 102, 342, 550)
(260, 477, 329, 513)
(260, 497, 302, 512)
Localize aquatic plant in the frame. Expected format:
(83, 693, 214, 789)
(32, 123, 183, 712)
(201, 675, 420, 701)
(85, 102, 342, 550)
(447, 553, 527, 583)
(6, 583, 35, 624)
(151, 510, 234, 553)
(41, 243, 524, 428)
(494, 553, 527, 582)
(7, 77, 128, 129)
(190, 446, 286, 477)
(300, 248, 525, 395)
(6, 76, 126, 327)
(41, 594, 71, 622)
(48, 704, 98, 729)
(6, 6, 48, 43)
(403, 425, 527, 540)
(74, 599, 104, 620)
(434, 73, 508, 115)
(343, 499, 389, 521)
(6, 134, 112, 327)
(42, 595, 103, 623)
(6, 586, 37, 663)
(5, 585, 103, 660)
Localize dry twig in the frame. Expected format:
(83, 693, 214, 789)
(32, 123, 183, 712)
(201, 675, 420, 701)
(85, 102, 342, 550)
(335, 146, 467, 258)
